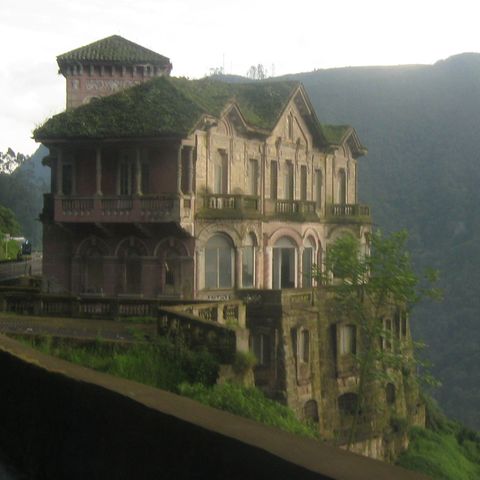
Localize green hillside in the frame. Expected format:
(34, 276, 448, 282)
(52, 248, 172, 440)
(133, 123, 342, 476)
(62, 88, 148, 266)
(285, 53, 480, 430)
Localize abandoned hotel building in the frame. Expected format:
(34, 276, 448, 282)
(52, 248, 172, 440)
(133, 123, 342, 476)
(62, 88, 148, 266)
(34, 36, 423, 457)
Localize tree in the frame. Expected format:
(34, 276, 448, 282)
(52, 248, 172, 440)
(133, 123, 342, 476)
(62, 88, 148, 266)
(318, 230, 440, 449)
(246, 64, 267, 80)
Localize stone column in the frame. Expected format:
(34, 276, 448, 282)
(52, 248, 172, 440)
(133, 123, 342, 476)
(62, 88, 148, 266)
(95, 147, 102, 195)
(135, 147, 142, 195)
(235, 248, 243, 288)
(264, 246, 273, 289)
(196, 249, 204, 293)
(298, 246, 304, 288)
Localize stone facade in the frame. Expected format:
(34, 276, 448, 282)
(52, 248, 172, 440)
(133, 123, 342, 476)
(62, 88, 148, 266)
(36, 37, 423, 460)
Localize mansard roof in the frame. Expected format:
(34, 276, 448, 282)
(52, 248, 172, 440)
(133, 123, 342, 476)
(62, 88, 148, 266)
(34, 76, 365, 156)
(57, 35, 171, 68)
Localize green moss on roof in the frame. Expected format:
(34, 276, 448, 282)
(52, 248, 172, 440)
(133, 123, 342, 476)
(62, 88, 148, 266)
(321, 124, 351, 144)
(57, 35, 170, 66)
(34, 77, 299, 140)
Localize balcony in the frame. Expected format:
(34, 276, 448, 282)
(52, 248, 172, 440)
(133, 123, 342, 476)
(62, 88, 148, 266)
(264, 199, 319, 222)
(47, 194, 190, 223)
(325, 204, 371, 223)
(196, 194, 262, 220)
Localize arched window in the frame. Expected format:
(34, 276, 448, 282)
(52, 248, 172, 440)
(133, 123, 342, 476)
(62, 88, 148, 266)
(304, 400, 319, 423)
(386, 383, 396, 405)
(338, 168, 347, 204)
(273, 236, 296, 289)
(242, 233, 256, 288)
(84, 246, 104, 293)
(125, 246, 142, 294)
(205, 234, 234, 289)
(338, 393, 359, 415)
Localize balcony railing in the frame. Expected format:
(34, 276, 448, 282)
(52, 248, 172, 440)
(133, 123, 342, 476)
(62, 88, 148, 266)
(264, 199, 318, 221)
(49, 194, 185, 223)
(326, 204, 371, 218)
(197, 194, 261, 218)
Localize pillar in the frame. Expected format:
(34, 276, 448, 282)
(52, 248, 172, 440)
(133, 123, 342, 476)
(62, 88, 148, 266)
(56, 148, 63, 195)
(135, 147, 142, 195)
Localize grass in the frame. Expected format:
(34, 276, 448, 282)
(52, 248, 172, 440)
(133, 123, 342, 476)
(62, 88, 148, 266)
(396, 397, 480, 480)
(179, 382, 319, 439)
(23, 336, 317, 439)
(25, 336, 218, 392)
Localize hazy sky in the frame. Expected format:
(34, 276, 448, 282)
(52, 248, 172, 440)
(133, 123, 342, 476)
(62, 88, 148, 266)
(2, 0, 480, 155)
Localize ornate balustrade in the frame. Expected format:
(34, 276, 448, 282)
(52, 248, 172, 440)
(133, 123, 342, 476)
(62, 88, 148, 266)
(326, 203, 370, 218)
(51, 194, 183, 223)
(198, 194, 261, 219)
(264, 199, 318, 221)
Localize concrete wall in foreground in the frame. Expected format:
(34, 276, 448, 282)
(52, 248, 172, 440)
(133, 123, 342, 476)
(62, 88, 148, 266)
(0, 335, 430, 480)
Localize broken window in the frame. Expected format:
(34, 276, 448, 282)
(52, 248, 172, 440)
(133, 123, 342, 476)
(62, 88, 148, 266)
(339, 325, 356, 355)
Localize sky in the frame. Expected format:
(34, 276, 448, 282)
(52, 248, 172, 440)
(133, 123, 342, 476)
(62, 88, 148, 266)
(2, 0, 480, 156)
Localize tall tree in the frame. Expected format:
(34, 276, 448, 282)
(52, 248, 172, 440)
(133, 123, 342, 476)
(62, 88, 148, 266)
(319, 230, 440, 448)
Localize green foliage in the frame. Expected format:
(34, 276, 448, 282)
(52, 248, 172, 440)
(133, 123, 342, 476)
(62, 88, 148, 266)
(34, 77, 299, 140)
(0, 205, 21, 236)
(320, 230, 439, 448)
(397, 426, 480, 480)
(26, 337, 219, 392)
(179, 382, 318, 439)
(0, 239, 20, 261)
(232, 350, 257, 375)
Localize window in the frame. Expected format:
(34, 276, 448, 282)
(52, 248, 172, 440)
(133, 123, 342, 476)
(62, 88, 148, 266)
(301, 330, 310, 363)
(84, 246, 103, 293)
(284, 161, 294, 200)
(384, 318, 393, 351)
(315, 169, 323, 209)
(338, 168, 347, 204)
(304, 400, 319, 423)
(338, 393, 358, 415)
(339, 325, 356, 355)
(141, 162, 150, 194)
(62, 163, 73, 195)
(205, 234, 234, 289)
(181, 147, 192, 194)
(273, 237, 296, 289)
(300, 165, 307, 201)
(386, 383, 396, 405)
(248, 159, 259, 195)
(302, 238, 315, 288)
(287, 113, 294, 140)
(213, 150, 228, 194)
(125, 247, 142, 294)
(252, 333, 270, 366)
(242, 233, 256, 288)
(270, 161, 278, 199)
(120, 160, 135, 195)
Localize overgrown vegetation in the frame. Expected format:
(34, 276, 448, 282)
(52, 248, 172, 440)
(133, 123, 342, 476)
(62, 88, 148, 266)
(23, 336, 316, 438)
(397, 398, 480, 480)
(25, 336, 218, 391)
(179, 382, 318, 439)
(319, 230, 440, 448)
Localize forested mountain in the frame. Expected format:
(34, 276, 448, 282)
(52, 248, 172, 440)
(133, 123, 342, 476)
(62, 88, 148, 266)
(284, 53, 480, 430)
(0, 145, 49, 246)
